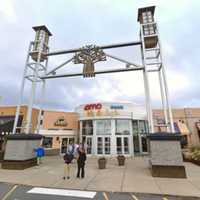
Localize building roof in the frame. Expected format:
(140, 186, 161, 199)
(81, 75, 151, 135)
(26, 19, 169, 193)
(32, 25, 52, 36)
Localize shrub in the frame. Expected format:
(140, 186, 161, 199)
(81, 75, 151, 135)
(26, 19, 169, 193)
(190, 145, 200, 153)
(191, 150, 200, 161)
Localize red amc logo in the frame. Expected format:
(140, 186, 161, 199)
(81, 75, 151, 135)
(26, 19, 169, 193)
(84, 103, 102, 110)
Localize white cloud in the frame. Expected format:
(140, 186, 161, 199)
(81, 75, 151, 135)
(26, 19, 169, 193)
(0, 0, 16, 22)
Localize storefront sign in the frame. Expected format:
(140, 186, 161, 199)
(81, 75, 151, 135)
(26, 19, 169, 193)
(84, 103, 102, 110)
(85, 109, 119, 117)
(54, 116, 68, 126)
(110, 105, 124, 109)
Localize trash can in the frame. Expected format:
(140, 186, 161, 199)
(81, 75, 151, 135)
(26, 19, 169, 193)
(98, 157, 107, 169)
(117, 155, 125, 166)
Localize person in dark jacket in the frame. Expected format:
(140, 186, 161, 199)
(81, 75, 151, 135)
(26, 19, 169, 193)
(63, 152, 74, 180)
(77, 148, 87, 178)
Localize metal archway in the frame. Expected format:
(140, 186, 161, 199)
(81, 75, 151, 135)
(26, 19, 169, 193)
(13, 6, 175, 135)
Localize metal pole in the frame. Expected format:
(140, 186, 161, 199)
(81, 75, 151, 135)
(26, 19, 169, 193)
(158, 70, 169, 132)
(25, 43, 43, 133)
(36, 57, 49, 134)
(12, 42, 32, 134)
(105, 53, 142, 68)
(36, 80, 45, 134)
(161, 67, 175, 133)
(46, 57, 73, 76)
(40, 66, 144, 80)
(156, 24, 175, 133)
(140, 25, 154, 133)
(46, 41, 141, 56)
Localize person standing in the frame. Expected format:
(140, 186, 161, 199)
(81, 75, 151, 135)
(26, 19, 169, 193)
(63, 151, 73, 180)
(34, 146, 44, 165)
(76, 148, 87, 178)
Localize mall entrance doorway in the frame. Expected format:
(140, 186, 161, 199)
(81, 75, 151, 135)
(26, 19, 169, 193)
(116, 136, 130, 155)
(97, 136, 111, 155)
(133, 135, 148, 155)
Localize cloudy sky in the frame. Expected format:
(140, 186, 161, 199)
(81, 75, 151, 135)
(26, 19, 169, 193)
(0, 0, 199, 111)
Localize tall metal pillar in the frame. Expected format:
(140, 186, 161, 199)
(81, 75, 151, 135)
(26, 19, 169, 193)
(156, 24, 175, 133)
(160, 67, 175, 132)
(137, 6, 174, 133)
(158, 70, 169, 132)
(25, 49, 42, 133)
(141, 44, 154, 133)
(12, 42, 33, 134)
(36, 56, 49, 134)
(14, 25, 52, 134)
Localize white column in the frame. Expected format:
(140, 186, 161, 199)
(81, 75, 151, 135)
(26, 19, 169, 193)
(129, 120, 134, 156)
(25, 51, 42, 133)
(111, 119, 116, 156)
(13, 42, 32, 134)
(36, 57, 48, 134)
(156, 24, 175, 133)
(140, 24, 154, 133)
(93, 120, 97, 155)
(158, 71, 169, 132)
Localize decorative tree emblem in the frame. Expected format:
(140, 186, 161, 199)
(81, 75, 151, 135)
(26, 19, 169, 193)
(73, 45, 106, 77)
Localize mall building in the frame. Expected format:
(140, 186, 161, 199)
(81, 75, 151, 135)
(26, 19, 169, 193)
(0, 102, 200, 156)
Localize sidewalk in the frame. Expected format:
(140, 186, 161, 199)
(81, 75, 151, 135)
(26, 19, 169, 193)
(0, 156, 200, 197)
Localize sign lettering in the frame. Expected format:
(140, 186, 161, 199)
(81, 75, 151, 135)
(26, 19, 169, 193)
(84, 103, 102, 110)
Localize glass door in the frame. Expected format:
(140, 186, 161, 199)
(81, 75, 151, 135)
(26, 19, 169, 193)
(61, 138, 68, 154)
(140, 135, 148, 154)
(116, 137, 130, 155)
(86, 137, 92, 154)
(97, 136, 111, 155)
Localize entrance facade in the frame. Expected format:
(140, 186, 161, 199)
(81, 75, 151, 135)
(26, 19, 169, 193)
(77, 102, 149, 156)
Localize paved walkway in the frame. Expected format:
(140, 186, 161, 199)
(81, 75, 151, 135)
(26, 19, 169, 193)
(0, 156, 200, 197)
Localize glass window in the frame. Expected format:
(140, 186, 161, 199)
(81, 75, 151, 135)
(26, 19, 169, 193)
(42, 137, 53, 148)
(116, 137, 122, 154)
(116, 120, 130, 135)
(96, 120, 111, 135)
(138, 120, 146, 134)
(132, 120, 138, 135)
(86, 137, 92, 154)
(82, 120, 93, 135)
(104, 137, 111, 154)
(124, 137, 129, 154)
(97, 137, 103, 154)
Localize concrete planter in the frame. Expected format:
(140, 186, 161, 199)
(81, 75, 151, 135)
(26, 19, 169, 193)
(2, 134, 42, 170)
(182, 152, 192, 162)
(148, 133, 186, 178)
(98, 157, 107, 169)
(117, 155, 125, 166)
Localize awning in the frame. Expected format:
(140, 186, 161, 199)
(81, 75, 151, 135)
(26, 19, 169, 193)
(175, 121, 190, 136)
(196, 122, 200, 131)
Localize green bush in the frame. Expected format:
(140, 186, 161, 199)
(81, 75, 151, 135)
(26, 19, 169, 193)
(191, 150, 200, 161)
(190, 145, 200, 153)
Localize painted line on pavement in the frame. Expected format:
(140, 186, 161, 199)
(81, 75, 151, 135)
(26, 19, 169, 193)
(2, 185, 18, 200)
(131, 194, 139, 200)
(163, 197, 169, 200)
(27, 187, 96, 198)
(103, 192, 109, 200)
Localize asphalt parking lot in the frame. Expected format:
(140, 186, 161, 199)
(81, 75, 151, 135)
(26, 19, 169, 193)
(1, 183, 200, 200)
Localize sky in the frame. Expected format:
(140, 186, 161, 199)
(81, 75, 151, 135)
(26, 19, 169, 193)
(0, 0, 200, 111)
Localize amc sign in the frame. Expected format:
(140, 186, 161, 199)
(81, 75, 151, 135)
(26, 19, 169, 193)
(84, 103, 102, 111)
